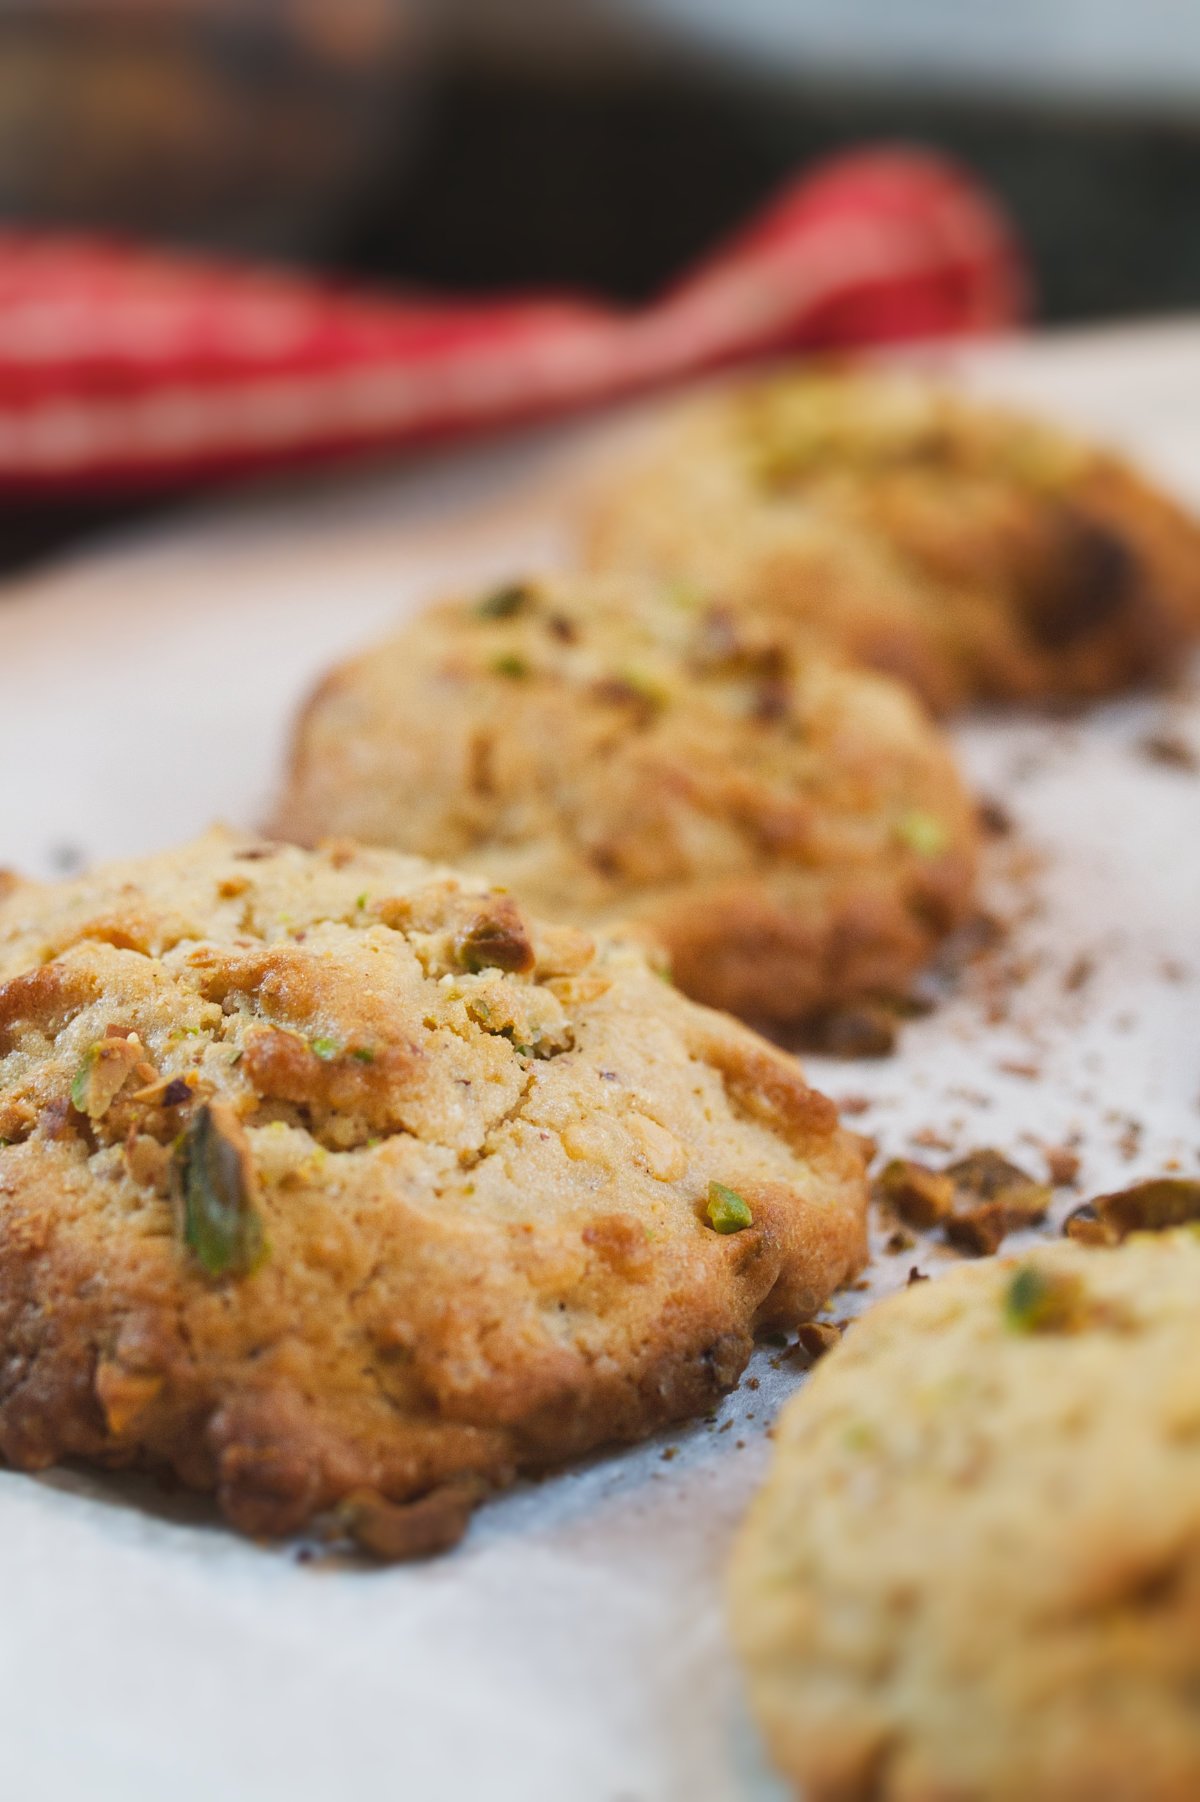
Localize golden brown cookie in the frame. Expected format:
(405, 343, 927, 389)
(585, 368, 1200, 712)
(730, 1231, 1200, 1801)
(0, 831, 867, 1555)
(273, 573, 978, 1029)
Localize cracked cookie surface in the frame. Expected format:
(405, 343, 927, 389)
(272, 573, 978, 1027)
(585, 368, 1200, 712)
(0, 831, 867, 1553)
(730, 1232, 1200, 1801)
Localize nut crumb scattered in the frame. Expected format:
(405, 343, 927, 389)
(1064, 1176, 1200, 1246)
(874, 1158, 955, 1229)
(943, 1149, 1050, 1256)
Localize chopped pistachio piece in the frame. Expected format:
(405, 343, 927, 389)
(310, 1036, 341, 1061)
(1061, 1202, 1110, 1247)
(942, 1149, 1052, 1256)
(476, 583, 530, 621)
(490, 653, 530, 680)
(894, 809, 949, 857)
(70, 1033, 144, 1119)
(947, 1149, 1042, 1203)
(842, 1420, 876, 1452)
(706, 1180, 753, 1234)
(874, 1157, 955, 1229)
(1065, 1177, 1200, 1246)
(667, 579, 705, 610)
(69, 1053, 96, 1114)
(1003, 1264, 1085, 1334)
(456, 903, 535, 975)
(174, 1101, 266, 1280)
(618, 666, 671, 712)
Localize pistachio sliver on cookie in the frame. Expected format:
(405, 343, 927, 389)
(706, 1180, 754, 1234)
(174, 1100, 266, 1279)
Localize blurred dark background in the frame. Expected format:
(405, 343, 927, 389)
(3, 0, 1200, 564)
(5, 0, 1198, 317)
(367, 62, 1200, 322)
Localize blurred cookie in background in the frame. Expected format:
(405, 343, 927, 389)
(585, 368, 1200, 712)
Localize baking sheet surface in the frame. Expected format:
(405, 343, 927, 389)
(1, 322, 1198, 1802)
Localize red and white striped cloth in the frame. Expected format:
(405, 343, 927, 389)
(0, 148, 1025, 496)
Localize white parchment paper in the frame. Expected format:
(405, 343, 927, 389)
(0, 322, 1198, 1802)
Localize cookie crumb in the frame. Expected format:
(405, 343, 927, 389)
(1044, 1146, 1081, 1187)
(1138, 731, 1199, 772)
(1063, 955, 1095, 993)
(977, 796, 1014, 837)
(910, 1126, 954, 1152)
(791, 1321, 843, 1367)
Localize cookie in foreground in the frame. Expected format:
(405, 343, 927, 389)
(585, 367, 1200, 712)
(0, 831, 867, 1556)
(272, 572, 978, 1028)
(729, 1230, 1200, 1801)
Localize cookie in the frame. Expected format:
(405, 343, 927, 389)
(273, 573, 978, 1028)
(585, 368, 1200, 712)
(0, 830, 867, 1555)
(730, 1231, 1200, 1801)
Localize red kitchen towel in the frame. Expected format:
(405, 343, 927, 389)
(0, 148, 1025, 496)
